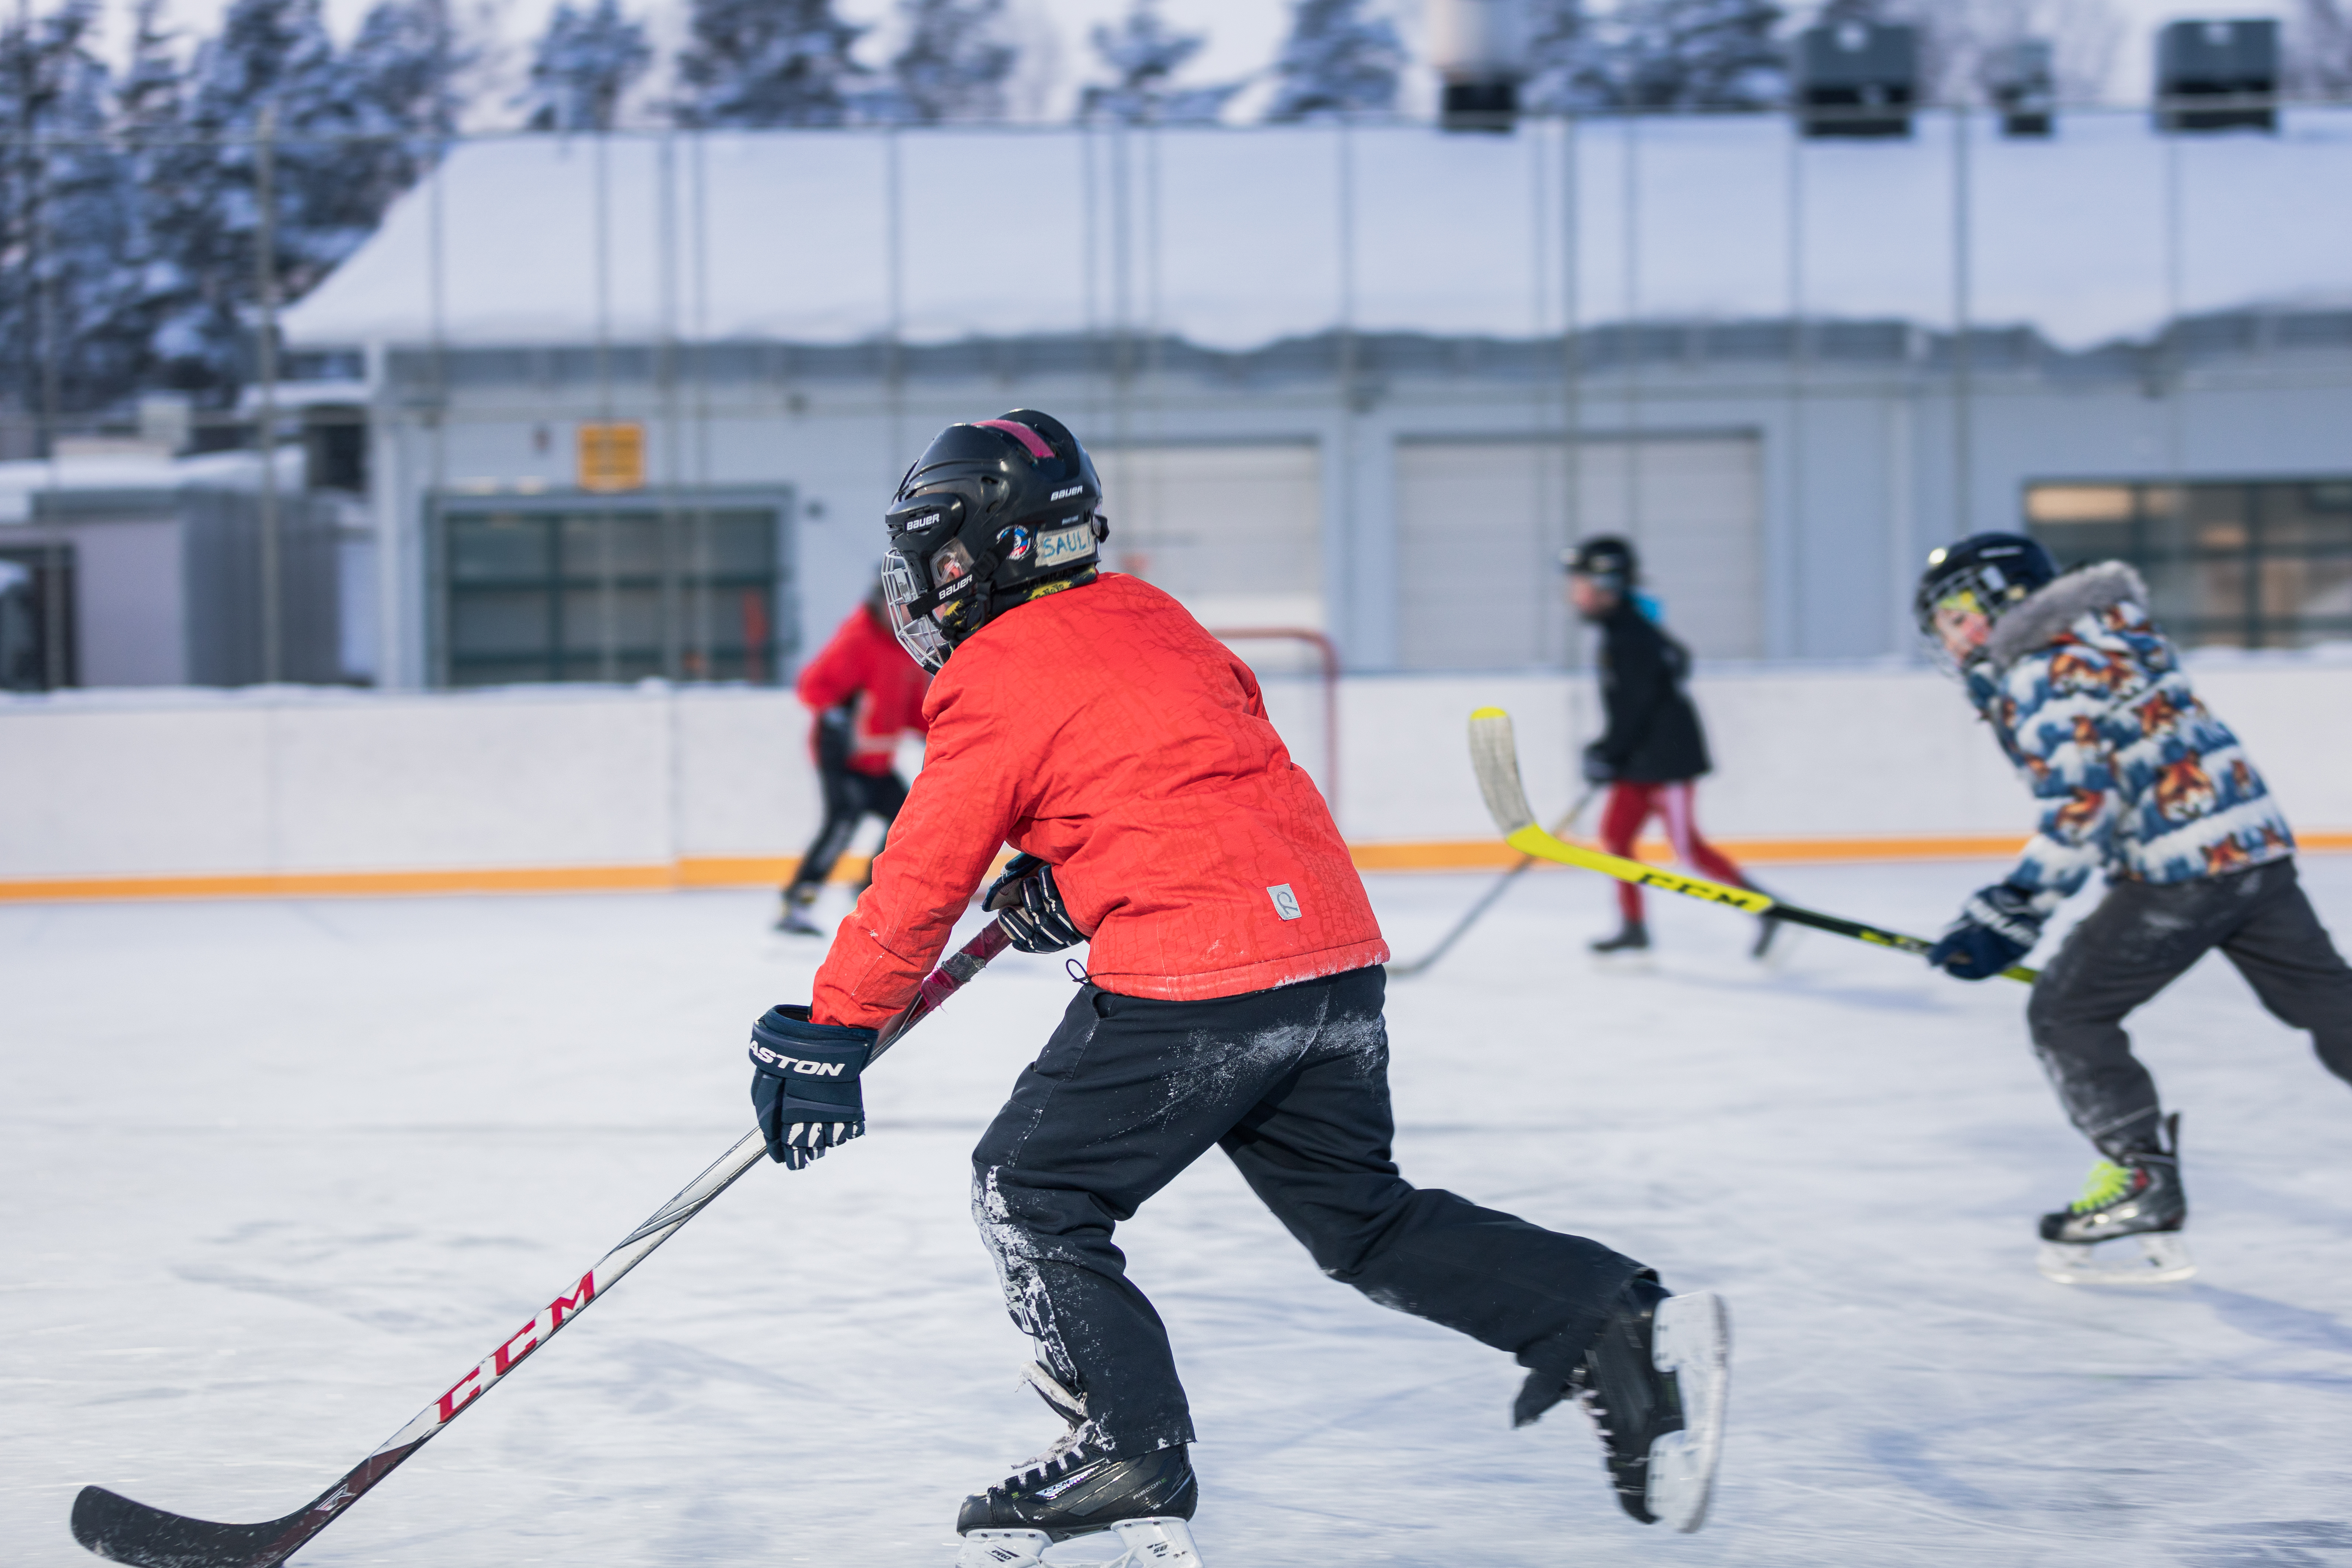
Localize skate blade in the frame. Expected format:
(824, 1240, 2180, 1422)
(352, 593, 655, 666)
(1646, 1291, 1731, 1534)
(1587, 951, 1655, 972)
(954, 1529, 1052, 1568)
(2036, 1234, 2197, 1287)
(1105, 1517, 1204, 1566)
(1754, 922, 1804, 970)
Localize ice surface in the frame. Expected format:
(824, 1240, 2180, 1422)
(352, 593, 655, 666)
(6, 862, 2352, 1567)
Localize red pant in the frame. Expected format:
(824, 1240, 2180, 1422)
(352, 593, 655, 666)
(1598, 780, 1748, 925)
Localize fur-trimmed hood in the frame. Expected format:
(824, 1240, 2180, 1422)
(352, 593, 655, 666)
(1985, 560, 2150, 671)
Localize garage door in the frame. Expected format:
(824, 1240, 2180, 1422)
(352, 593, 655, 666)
(1094, 443, 1322, 632)
(1396, 435, 1762, 669)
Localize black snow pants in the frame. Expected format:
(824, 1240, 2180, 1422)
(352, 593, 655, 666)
(970, 964, 1644, 1453)
(784, 716, 909, 898)
(2027, 858, 2352, 1159)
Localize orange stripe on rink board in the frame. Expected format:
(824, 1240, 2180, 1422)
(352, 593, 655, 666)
(3, 835, 2346, 904)
(0, 856, 878, 904)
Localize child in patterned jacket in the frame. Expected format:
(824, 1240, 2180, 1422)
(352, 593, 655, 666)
(1916, 533, 2352, 1284)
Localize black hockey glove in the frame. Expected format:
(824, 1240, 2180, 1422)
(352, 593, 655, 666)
(747, 1005, 874, 1169)
(982, 853, 1086, 955)
(1581, 742, 1617, 785)
(1926, 883, 2045, 981)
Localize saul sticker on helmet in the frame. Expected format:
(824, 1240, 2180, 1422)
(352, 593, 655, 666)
(1034, 524, 1096, 569)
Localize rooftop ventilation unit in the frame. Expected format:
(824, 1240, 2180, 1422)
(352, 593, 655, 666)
(2156, 18, 2279, 133)
(1797, 22, 1920, 139)
(1430, 0, 1526, 133)
(1984, 39, 2056, 137)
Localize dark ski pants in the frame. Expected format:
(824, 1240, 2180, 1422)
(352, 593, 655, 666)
(971, 965, 1644, 1453)
(784, 762, 908, 898)
(2027, 859, 2352, 1159)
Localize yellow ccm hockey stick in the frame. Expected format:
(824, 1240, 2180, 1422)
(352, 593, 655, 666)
(1467, 707, 2038, 986)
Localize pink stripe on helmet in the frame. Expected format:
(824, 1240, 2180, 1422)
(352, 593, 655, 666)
(973, 419, 1056, 460)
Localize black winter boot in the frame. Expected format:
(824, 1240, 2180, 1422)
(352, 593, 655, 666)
(774, 884, 822, 935)
(1590, 921, 1650, 955)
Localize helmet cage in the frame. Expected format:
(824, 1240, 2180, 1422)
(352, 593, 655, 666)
(1913, 533, 2057, 672)
(879, 551, 953, 673)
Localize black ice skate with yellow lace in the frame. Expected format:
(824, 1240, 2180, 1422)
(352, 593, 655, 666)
(2035, 1114, 2195, 1285)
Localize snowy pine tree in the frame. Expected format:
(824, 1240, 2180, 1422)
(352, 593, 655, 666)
(0, 0, 145, 426)
(1263, 0, 1404, 121)
(2293, 0, 2352, 93)
(522, 0, 652, 131)
(1521, 0, 1618, 111)
(885, 0, 1015, 123)
(1579, 0, 1788, 110)
(1079, 0, 1240, 123)
(674, 0, 869, 127)
(145, 0, 391, 398)
(345, 0, 466, 216)
(118, 0, 185, 139)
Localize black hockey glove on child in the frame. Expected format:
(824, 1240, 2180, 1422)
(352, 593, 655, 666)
(983, 853, 1087, 954)
(1926, 883, 2046, 981)
(747, 1005, 874, 1169)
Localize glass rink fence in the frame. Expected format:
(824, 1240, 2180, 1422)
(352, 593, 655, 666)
(2, 103, 2351, 698)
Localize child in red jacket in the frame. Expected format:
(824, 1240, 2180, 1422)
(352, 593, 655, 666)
(741, 411, 1730, 1568)
(775, 579, 931, 934)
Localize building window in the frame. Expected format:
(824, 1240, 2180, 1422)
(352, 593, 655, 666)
(432, 499, 792, 687)
(2025, 478, 2352, 650)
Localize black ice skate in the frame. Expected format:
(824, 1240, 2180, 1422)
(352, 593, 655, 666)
(1589, 920, 1650, 956)
(773, 886, 823, 935)
(1518, 1274, 1730, 1533)
(2036, 1114, 2195, 1286)
(954, 1366, 1202, 1568)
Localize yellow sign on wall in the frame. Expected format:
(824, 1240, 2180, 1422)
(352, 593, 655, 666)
(577, 422, 646, 492)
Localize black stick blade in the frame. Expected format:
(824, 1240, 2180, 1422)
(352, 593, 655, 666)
(71, 1486, 316, 1568)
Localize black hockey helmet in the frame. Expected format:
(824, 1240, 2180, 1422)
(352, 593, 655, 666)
(1562, 535, 1638, 594)
(1913, 532, 2057, 640)
(879, 410, 1108, 671)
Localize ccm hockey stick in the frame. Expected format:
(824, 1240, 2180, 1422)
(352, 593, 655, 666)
(1389, 788, 1599, 979)
(1468, 707, 2038, 985)
(71, 917, 1017, 1568)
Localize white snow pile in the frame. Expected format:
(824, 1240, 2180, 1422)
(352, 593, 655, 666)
(283, 111, 2352, 358)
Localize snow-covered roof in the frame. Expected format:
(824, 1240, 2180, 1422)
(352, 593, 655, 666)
(283, 111, 2352, 357)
